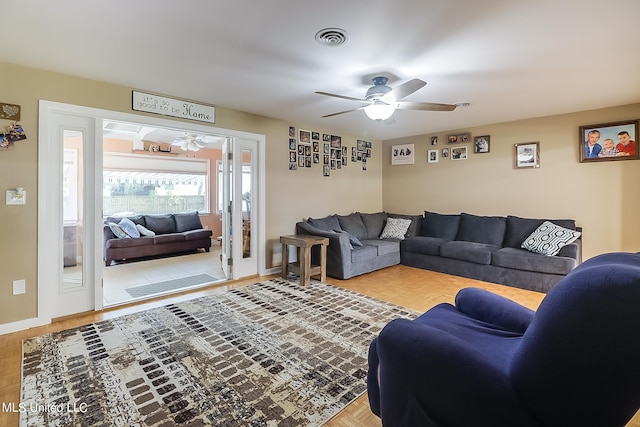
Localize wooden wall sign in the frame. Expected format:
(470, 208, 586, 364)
(0, 103, 20, 120)
(132, 91, 215, 124)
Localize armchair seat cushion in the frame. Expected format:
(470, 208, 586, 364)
(440, 241, 500, 265)
(493, 247, 576, 275)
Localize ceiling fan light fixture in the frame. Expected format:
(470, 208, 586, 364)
(364, 102, 396, 121)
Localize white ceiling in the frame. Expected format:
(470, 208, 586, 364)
(3, 0, 640, 140)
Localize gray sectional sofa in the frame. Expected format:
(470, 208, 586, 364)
(295, 211, 582, 293)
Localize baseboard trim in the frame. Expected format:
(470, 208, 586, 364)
(0, 316, 51, 336)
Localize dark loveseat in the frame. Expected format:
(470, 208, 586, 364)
(296, 211, 581, 293)
(103, 212, 212, 266)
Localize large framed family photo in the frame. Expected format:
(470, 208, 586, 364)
(579, 119, 639, 163)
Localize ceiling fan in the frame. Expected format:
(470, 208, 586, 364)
(315, 76, 458, 121)
(172, 133, 212, 152)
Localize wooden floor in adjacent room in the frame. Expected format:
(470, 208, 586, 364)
(1, 264, 639, 426)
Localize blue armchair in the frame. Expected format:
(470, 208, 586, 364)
(368, 252, 640, 426)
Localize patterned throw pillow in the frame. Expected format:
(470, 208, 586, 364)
(380, 217, 412, 240)
(118, 217, 140, 238)
(521, 221, 581, 256)
(108, 222, 130, 239)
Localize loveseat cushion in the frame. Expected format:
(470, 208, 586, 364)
(360, 212, 387, 239)
(145, 214, 176, 235)
(440, 241, 501, 265)
(401, 236, 448, 256)
(308, 215, 341, 232)
(455, 213, 506, 246)
(174, 212, 203, 232)
(361, 239, 400, 256)
(420, 211, 460, 240)
(492, 247, 576, 275)
(337, 213, 368, 240)
(503, 216, 577, 249)
(388, 213, 422, 238)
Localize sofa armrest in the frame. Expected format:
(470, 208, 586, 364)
(455, 288, 535, 334)
(103, 224, 116, 241)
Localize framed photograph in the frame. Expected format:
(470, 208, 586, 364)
(450, 146, 468, 160)
(515, 142, 540, 168)
(579, 119, 639, 162)
(311, 131, 320, 141)
(441, 147, 449, 158)
(431, 136, 438, 145)
(299, 129, 311, 143)
(391, 143, 415, 165)
(448, 133, 470, 144)
(474, 135, 490, 153)
(428, 149, 439, 163)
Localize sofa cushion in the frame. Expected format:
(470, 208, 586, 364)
(493, 247, 576, 275)
(455, 213, 506, 246)
(153, 233, 185, 244)
(337, 213, 367, 240)
(388, 213, 422, 238)
(440, 241, 501, 265)
(351, 245, 378, 263)
(400, 236, 447, 256)
(106, 236, 154, 248)
(118, 217, 140, 238)
(334, 229, 363, 248)
(504, 216, 577, 249)
(360, 212, 387, 239)
(144, 214, 176, 235)
(361, 239, 400, 256)
(107, 222, 130, 239)
(174, 212, 203, 232)
(420, 211, 460, 240)
(308, 215, 341, 232)
(380, 217, 412, 240)
(521, 221, 582, 256)
(183, 229, 213, 241)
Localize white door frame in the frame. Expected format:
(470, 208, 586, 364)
(37, 100, 266, 324)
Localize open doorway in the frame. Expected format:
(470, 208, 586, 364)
(100, 119, 228, 306)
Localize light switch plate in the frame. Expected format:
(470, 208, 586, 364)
(6, 190, 26, 205)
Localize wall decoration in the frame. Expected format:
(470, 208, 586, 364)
(441, 148, 449, 158)
(431, 136, 438, 145)
(1, 103, 21, 120)
(579, 119, 638, 162)
(1, 122, 27, 150)
(330, 135, 341, 149)
(299, 129, 311, 143)
(447, 133, 470, 144)
(515, 141, 540, 168)
(450, 146, 468, 160)
(289, 126, 296, 138)
(474, 135, 490, 153)
(391, 143, 414, 165)
(428, 149, 439, 163)
(132, 90, 215, 123)
(323, 133, 331, 142)
(311, 132, 320, 141)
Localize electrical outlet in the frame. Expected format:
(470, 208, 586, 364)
(13, 279, 26, 295)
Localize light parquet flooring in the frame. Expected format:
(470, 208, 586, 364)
(1, 265, 639, 426)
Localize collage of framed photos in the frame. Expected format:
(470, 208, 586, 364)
(425, 133, 491, 164)
(288, 126, 371, 176)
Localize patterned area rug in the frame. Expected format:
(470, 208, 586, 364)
(126, 273, 218, 298)
(21, 278, 417, 426)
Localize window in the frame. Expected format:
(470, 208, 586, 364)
(216, 160, 251, 214)
(103, 153, 210, 216)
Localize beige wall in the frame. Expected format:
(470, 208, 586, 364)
(382, 103, 640, 261)
(0, 62, 382, 326)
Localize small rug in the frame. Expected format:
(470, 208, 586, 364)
(125, 273, 217, 298)
(21, 278, 417, 426)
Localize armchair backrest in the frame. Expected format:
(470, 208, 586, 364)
(510, 252, 640, 426)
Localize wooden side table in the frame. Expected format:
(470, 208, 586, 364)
(280, 234, 329, 286)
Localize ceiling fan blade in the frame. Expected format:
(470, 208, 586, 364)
(315, 91, 367, 103)
(321, 106, 366, 118)
(395, 101, 457, 111)
(380, 79, 426, 102)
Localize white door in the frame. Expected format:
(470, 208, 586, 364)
(220, 137, 232, 279)
(230, 137, 259, 278)
(39, 109, 102, 318)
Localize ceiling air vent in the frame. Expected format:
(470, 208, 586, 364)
(315, 28, 349, 47)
